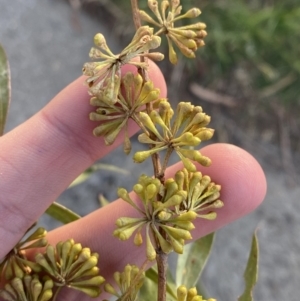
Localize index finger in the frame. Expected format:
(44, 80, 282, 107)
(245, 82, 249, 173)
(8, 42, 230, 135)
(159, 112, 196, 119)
(0, 61, 167, 258)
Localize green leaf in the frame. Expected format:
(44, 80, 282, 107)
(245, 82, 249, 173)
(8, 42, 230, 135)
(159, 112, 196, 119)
(176, 233, 215, 288)
(98, 194, 110, 207)
(0, 44, 11, 136)
(45, 202, 81, 224)
(139, 267, 177, 301)
(68, 163, 129, 188)
(238, 232, 259, 301)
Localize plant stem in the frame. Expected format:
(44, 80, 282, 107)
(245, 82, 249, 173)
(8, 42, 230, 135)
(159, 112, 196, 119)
(130, 0, 162, 179)
(130, 0, 141, 29)
(52, 287, 62, 301)
(130, 2, 167, 301)
(156, 249, 168, 301)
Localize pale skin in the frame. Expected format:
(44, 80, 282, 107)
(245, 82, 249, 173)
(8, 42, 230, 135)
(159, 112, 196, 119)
(0, 61, 267, 301)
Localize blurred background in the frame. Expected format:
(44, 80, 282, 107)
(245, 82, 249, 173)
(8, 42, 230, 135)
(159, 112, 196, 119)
(0, 0, 300, 300)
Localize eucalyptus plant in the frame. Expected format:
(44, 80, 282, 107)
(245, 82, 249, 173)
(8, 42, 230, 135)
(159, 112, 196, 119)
(0, 1, 259, 301)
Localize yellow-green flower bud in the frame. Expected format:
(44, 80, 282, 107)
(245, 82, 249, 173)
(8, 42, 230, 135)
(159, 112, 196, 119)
(139, 112, 163, 139)
(139, 10, 161, 26)
(177, 285, 188, 301)
(180, 156, 197, 172)
(94, 33, 106, 48)
(167, 36, 178, 64)
(173, 221, 195, 231)
(144, 52, 165, 61)
(115, 217, 144, 227)
(157, 194, 183, 210)
(157, 211, 172, 221)
(213, 200, 224, 208)
(146, 228, 156, 261)
(146, 183, 158, 199)
(187, 287, 198, 301)
(197, 212, 217, 220)
(104, 283, 118, 296)
(134, 230, 143, 246)
(113, 223, 142, 241)
(133, 146, 167, 163)
(161, 225, 192, 240)
(181, 8, 201, 19)
(194, 128, 214, 140)
(69, 275, 105, 288)
(69, 286, 101, 298)
(173, 211, 198, 221)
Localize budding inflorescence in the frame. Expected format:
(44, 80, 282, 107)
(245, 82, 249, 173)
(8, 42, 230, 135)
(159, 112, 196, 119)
(35, 239, 104, 298)
(103, 264, 144, 301)
(89, 72, 164, 154)
(83, 25, 163, 104)
(175, 168, 223, 218)
(134, 101, 214, 172)
(114, 170, 222, 260)
(0, 227, 47, 280)
(0, 274, 54, 301)
(176, 285, 216, 301)
(139, 0, 207, 64)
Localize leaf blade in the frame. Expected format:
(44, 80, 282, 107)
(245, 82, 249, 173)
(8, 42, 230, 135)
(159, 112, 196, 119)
(238, 232, 259, 301)
(176, 232, 215, 287)
(45, 202, 81, 224)
(139, 267, 177, 301)
(0, 44, 11, 136)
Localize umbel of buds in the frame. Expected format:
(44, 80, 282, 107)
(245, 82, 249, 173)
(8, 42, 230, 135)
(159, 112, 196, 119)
(176, 285, 216, 301)
(133, 101, 214, 172)
(0, 275, 54, 301)
(139, 0, 207, 64)
(114, 171, 222, 260)
(35, 239, 105, 298)
(89, 72, 164, 154)
(103, 264, 145, 301)
(83, 26, 163, 104)
(0, 227, 47, 280)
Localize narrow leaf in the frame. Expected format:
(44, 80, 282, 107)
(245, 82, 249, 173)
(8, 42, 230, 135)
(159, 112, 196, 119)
(68, 163, 129, 188)
(45, 202, 81, 224)
(139, 267, 177, 301)
(98, 194, 110, 207)
(0, 44, 11, 136)
(238, 232, 259, 301)
(176, 233, 215, 287)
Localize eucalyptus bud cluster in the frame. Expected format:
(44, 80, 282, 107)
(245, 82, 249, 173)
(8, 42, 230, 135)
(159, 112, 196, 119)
(176, 285, 216, 301)
(139, 0, 207, 64)
(89, 72, 163, 154)
(35, 239, 104, 298)
(133, 101, 214, 172)
(82, 26, 163, 104)
(0, 227, 47, 280)
(103, 264, 144, 301)
(175, 168, 223, 218)
(114, 173, 208, 260)
(0, 275, 54, 301)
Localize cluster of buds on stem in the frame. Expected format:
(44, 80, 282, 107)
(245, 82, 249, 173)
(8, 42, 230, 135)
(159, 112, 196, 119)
(83, 26, 163, 105)
(139, 0, 207, 64)
(177, 285, 216, 301)
(0, 227, 47, 280)
(35, 239, 104, 298)
(103, 264, 144, 301)
(0, 274, 54, 301)
(89, 72, 164, 154)
(134, 101, 213, 172)
(114, 171, 222, 260)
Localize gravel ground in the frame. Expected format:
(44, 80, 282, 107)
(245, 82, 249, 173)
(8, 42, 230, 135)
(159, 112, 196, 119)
(1, 1, 300, 300)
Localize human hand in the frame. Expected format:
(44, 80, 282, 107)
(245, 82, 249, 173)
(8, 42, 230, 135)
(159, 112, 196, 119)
(0, 61, 266, 301)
